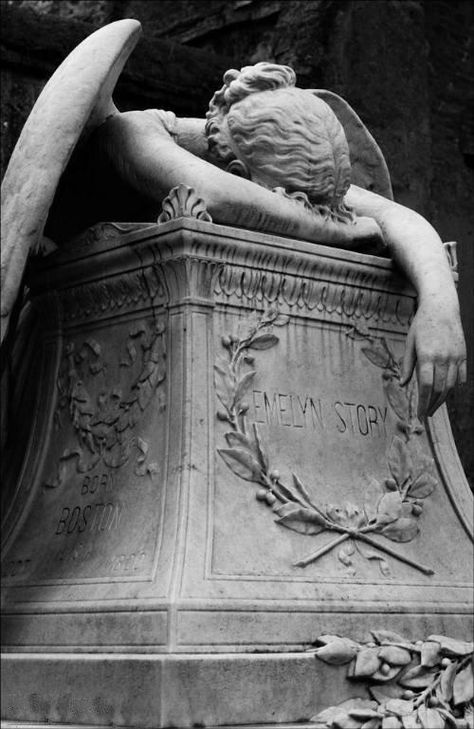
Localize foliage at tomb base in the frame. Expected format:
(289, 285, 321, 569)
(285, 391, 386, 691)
(310, 630, 473, 729)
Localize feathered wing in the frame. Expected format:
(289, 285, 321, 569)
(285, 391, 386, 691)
(309, 89, 393, 201)
(0, 19, 142, 344)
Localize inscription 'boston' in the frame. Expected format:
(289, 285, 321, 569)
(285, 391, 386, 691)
(253, 389, 388, 438)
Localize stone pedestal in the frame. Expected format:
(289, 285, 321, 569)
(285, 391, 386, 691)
(1, 220, 472, 727)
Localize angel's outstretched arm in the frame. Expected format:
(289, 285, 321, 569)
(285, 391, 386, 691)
(346, 184, 467, 418)
(96, 110, 382, 247)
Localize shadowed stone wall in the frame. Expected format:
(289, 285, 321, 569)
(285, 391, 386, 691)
(2, 0, 473, 485)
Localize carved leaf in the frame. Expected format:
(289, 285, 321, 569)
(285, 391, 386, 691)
(371, 630, 409, 646)
(369, 684, 405, 702)
(234, 370, 256, 404)
(427, 636, 473, 657)
(253, 424, 269, 470)
(417, 706, 445, 729)
(408, 473, 436, 499)
(272, 313, 290, 327)
(225, 431, 254, 451)
(421, 641, 441, 667)
(361, 343, 391, 369)
(381, 517, 419, 542)
(338, 541, 355, 567)
(384, 379, 409, 421)
(364, 477, 383, 521)
(314, 637, 359, 665)
(377, 492, 403, 525)
(400, 712, 422, 729)
(384, 699, 415, 717)
(453, 664, 474, 705)
(439, 661, 457, 703)
(379, 646, 412, 667)
(248, 333, 279, 350)
(311, 699, 376, 727)
(388, 436, 412, 487)
(218, 448, 262, 482)
(292, 472, 317, 509)
(275, 504, 327, 535)
(399, 665, 437, 689)
(352, 648, 381, 677)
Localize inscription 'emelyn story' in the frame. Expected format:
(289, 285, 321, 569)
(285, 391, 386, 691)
(252, 389, 388, 438)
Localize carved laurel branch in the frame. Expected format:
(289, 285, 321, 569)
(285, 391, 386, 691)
(43, 318, 167, 488)
(215, 310, 437, 576)
(310, 630, 473, 729)
(157, 184, 212, 224)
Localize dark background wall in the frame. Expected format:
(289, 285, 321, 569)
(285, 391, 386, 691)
(1, 0, 473, 485)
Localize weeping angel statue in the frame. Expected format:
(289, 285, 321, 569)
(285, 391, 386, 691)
(0, 19, 466, 420)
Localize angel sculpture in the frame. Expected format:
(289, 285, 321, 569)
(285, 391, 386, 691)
(0, 19, 466, 422)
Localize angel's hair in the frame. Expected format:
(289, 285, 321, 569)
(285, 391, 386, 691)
(205, 62, 352, 219)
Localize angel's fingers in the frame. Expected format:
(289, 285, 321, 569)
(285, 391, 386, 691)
(428, 362, 456, 417)
(457, 359, 467, 385)
(416, 361, 434, 419)
(400, 329, 416, 386)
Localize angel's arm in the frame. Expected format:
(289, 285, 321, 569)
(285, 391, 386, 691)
(345, 184, 467, 418)
(96, 110, 382, 247)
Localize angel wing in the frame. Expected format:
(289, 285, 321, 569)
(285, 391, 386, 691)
(309, 89, 393, 201)
(0, 19, 142, 344)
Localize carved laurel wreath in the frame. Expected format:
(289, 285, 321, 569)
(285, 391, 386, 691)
(215, 308, 438, 576)
(44, 318, 167, 488)
(310, 630, 473, 729)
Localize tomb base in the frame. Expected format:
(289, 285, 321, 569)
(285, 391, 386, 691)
(1, 220, 472, 727)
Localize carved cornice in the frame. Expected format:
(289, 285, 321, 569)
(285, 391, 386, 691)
(31, 220, 416, 329)
(61, 266, 165, 323)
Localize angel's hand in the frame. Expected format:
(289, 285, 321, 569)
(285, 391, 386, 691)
(400, 299, 467, 418)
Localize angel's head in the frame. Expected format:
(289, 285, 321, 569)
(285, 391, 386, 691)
(205, 62, 351, 213)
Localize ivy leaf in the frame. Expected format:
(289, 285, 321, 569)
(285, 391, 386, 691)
(421, 641, 441, 667)
(218, 448, 261, 482)
(382, 517, 419, 542)
(234, 370, 256, 403)
(388, 436, 412, 487)
(276, 505, 327, 535)
(352, 647, 381, 677)
(427, 635, 473, 657)
(248, 333, 279, 350)
(453, 664, 474, 705)
(384, 379, 409, 421)
(377, 492, 403, 525)
(408, 473, 437, 499)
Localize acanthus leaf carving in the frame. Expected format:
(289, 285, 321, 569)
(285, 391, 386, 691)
(157, 184, 212, 224)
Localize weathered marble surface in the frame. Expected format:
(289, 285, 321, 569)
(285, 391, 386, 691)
(1, 221, 472, 727)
